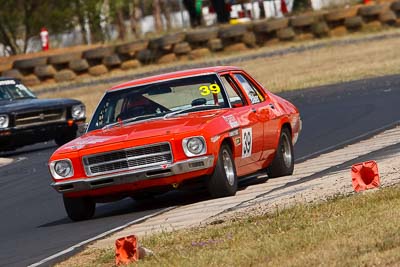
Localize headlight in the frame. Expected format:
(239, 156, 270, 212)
(0, 114, 9, 129)
(182, 136, 207, 157)
(72, 104, 85, 120)
(50, 159, 74, 179)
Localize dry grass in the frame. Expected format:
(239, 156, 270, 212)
(58, 185, 400, 267)
(40, 29, 400, 118)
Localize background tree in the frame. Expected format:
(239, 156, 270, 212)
(0, 0, 74, 54)
(70, 0, 107, 44)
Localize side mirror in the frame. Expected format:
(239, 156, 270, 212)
(232, 103, 243, 108)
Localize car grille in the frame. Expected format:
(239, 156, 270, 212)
(83, 142, 173, 176)
(15, 108, 66, 128)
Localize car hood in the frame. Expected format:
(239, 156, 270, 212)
(58, 109, 228, 153)
(0, 98, 81, 113)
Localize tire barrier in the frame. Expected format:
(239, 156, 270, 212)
(1, 1, 400, 85)
(351, 160, 380, 192)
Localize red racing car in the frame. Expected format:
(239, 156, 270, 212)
(48, 66, 301, 221)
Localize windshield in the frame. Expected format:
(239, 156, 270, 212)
(0, 80, 36, 101)
(88, 74, 229, 131)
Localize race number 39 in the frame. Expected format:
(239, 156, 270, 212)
(242, 128, 252, 158)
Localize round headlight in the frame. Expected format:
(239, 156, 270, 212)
(0, 115, 9, 129)
(72, 104, 85, 120)
(51, 159, 74, 179)
(183, 136, 206, 157)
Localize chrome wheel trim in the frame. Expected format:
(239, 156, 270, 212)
(281, 132, 292, 168)
(222, 149, 235, 186)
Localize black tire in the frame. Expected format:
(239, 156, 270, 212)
(267, 128, 294, 178)
(173, 42, 192, 55)
(149, 32, 186, 49)
(254, 18, 289, 33)
(186, 27, 219, 43)
(63, 196, 95, 221)
(312, 22, 330, 37)
(1, 69, 23, 79)
(116, 40, 148, 55)
(83, 46, 115, 60)
(88, 64, 108, 76)
(68, 59, 89, 72)
(102, 54, 122, 67)
(207, 144, 237, 198)
(290, 15, 315, 28)
(391, 1, 400, 11)
(379, 11, 397, 24)
(277, 27, 295, 41)
(54, 69, 77, 82)
(55, 129, 77, 146)
(324, 7, 358, 22)
(137, 49, 158, 64)
(34, 65, 56, 78)
(207, 38, 224, 51)
(21, 74, 40, 86)
(218, 24, 247, 39)
(359, 4, 384, 17)
(48, 52, 82, 65)
(13, 57, 48, 69)
(345, 16, 363, 29)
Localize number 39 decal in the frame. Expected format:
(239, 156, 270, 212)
(199, 84, 221, 96)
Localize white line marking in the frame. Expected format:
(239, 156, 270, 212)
(28, 206, 176, 267)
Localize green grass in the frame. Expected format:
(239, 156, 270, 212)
(63, 185, 400, 267)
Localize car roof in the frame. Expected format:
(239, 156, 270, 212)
(109, 66, 242, 91)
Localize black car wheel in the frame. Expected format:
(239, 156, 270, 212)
(267, 128, 294, 178)
(63, 196, 95, 221)
(55, 130, 77, 146)
(207, 143, 237, 198)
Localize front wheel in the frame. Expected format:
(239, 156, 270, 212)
(267, 128, 294, 178)
(63, 196, 95, 221)
(207, 144, 237, 198)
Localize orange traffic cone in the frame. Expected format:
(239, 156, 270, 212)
(115, 235, 139, 265)
(351, 160, 380, 192)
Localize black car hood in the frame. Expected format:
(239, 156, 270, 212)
(0, 98, 81, 113)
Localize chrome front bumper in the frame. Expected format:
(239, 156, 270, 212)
(51, 155, 215, 193)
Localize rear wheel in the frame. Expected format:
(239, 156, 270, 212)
(207, 144, 237, 198)
(63, 196, 95, 221)
(267, 128, 294, 178)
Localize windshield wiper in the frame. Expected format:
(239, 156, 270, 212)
(164, 105, 220, 118)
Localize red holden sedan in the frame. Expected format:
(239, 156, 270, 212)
(49, 66, 301, 221)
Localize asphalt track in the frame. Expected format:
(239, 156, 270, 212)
(1, 74, 400, 266)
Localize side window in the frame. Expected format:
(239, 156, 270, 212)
(234, 73, 264, 104)
(220, 75, 245, 107)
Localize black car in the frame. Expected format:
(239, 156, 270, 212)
(0, 78, 86, 151)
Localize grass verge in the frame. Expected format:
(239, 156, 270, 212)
(59, 185, 400, 267)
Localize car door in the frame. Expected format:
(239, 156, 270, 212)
(231, 72, 278, 162)
(219, 73, 264, 168)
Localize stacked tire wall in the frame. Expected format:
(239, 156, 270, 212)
(2, 1, 400, 87)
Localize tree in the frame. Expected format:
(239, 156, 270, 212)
(153, 0, 163, 33)
(0, 0, 74, 54)
(70, 0, 107, 44)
